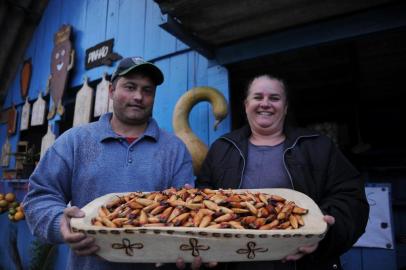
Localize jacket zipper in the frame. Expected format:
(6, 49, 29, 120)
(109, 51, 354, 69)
(283, 134, 319, 190)
(220, 137, 246, 189)
(222, 134, 317, 270)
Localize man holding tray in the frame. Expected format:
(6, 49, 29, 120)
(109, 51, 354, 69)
(23, 57, 194, 270)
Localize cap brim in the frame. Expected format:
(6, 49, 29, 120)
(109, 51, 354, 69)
(116, 63, 164, 85)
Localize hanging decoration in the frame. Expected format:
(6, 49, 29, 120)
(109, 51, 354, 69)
(73, 77, 94, 127)
(20, 98, 31, 131)
(172, 87, 228, 174)
(40, 125, 56, 159)
(20, 58, 32, 98)
(7, 105, 17, 136)
(1, 137, 11, 167)
(93, 73, 110, 117)
(47, 24, 75, 119)
(31, 92, 46, 126)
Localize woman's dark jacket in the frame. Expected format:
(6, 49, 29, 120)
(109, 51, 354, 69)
(197, 125, 369, 270)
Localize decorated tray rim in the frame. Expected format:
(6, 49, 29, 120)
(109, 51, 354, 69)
(71, 188, 328, 237)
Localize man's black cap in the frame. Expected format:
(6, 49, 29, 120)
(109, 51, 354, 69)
(111, 57, 164, 85)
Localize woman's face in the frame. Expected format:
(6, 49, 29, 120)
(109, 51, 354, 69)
(245, 76, 288, 135)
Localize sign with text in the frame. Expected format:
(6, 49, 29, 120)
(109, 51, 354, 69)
(85, 39, 122, 69)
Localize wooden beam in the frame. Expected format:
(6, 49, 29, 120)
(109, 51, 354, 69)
(159, 14, 215, 59)
(215, 2, 406, 65)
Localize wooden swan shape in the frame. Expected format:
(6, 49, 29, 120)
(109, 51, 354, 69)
(173, 87, 228, 175)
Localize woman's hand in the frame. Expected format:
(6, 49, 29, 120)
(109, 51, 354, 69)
(60, 206, 99, 256)
(175, 257, 217, 270)
(283, 215, 335, 261)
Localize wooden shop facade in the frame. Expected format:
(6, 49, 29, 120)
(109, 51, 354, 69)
(0, 0, 405, 269)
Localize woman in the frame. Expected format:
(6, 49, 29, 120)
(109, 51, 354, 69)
(196, 75, 369, 270)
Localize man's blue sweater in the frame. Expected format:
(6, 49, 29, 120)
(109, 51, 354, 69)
(23, 113, 194, 269)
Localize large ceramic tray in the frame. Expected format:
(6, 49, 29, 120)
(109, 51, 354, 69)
(70, 188, 327, 263)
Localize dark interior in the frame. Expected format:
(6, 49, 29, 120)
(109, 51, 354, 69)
(227, 27, 406, 172)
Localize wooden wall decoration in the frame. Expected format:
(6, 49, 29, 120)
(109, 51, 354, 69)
(40, 125, 56, 159)
(20, 98, 31, 131)
(31, 92, 46, 126)
(20, 58, 32, 98)
(85, 39, 122, 70)
(7, 105, 17, 136)
(73, 77, 94, 127)
(47, 24, 75, 120)
(1, 138, 11, 167)
(93, 73, 110, 117)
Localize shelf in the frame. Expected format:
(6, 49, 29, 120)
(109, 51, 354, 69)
(0, 179, 29, 183)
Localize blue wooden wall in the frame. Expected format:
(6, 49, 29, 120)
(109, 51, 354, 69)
(0, 1, 231, 268)
(0, 0, 231, 173)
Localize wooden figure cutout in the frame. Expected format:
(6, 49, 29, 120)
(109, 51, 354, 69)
(94, 73, 110, 117)
(31, 92, 46, 126)
(73, 77, 94, 127)
(40, 125, 56, 159)
(47, 24, 75, 119)
(20, 97, 31, 131)
(20, 58, 32, 98)
(1, 137, 11, 167)
(7, 105, 17, 136)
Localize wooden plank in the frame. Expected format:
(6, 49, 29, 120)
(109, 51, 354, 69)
(20, 98, 31, 131)
(113, 0, 146, 57)
(40, 125, 56, 159)
(26, 7, 46, 100)
(207, 64, 231, 145)
(153, 54, 188, 132)
(59, 0, 87, 87)
(73, 0, 109, 85)
(144, 0, 177, 60)
(73, 77, 94, 127)
(3, 71, 20, 108)
(187, 52, 209, 145)
(103, 0, 121, 80)
(33, 0, 62, 97)
(31, 92, 46, 126)
(1, 137, 11, 167)
(94, 73, 110, 117)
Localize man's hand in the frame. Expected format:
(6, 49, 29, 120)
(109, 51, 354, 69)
(60, 206, 99, 256)
(283, 215, 335, 261)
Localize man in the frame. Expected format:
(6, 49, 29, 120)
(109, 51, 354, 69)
(23, 57, 194, 270)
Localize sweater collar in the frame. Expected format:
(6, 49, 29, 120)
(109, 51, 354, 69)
(98, 113, 160, 142)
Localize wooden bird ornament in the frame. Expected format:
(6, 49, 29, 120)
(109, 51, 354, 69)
(173, 87, 228, 175)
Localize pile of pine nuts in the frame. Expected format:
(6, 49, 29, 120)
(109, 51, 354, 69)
(91, 188, 308, 230)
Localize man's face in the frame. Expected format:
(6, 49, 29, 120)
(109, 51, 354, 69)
(109, 72, 156, 126)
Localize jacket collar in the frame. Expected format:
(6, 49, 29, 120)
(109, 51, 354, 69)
(98, 113, 160, 142)
(284, 126, 319, 148)
(221, 124, 319, 149)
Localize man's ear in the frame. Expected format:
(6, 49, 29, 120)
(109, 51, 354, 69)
(109, 82, 114, 99)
